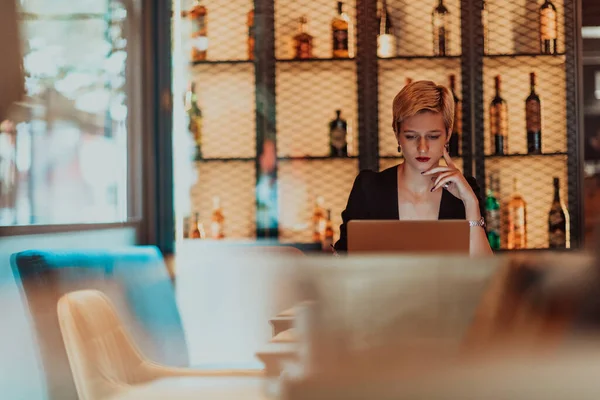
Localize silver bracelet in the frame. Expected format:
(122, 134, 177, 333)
(469, 216, 486, 228)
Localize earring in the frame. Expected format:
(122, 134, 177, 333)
(397, 145, 402, 154)
(444, 143, 449, 151)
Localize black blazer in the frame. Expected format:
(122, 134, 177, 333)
(334, 165, 484, 252)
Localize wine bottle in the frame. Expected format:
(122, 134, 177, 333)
(448, 74, 461, 157)
(432, 0, 449, 56)
(312, 196, 326, 242)
(507, 178, 527, 249)
(322, 209, 334, 251)
(188, 0, 208, 62)
(526, 72, 542, 154)
(247, 9, 255, 60)
(184, 81, 203, 159)
(332, 1, 351, 58)
(485, 174, 501, 250)
(539, 0, 558, 55)
(329, 109, 348, 157)
(377, 0, 396, 58)
(293, 16, 314, 59)
(210, 196, 225, 239)
(490, 75, 508, 155)
(548, 177, 569, 248)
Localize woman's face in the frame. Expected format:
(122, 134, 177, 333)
(396, 111, 449, 171)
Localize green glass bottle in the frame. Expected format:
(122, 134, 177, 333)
(485, 174, 501, 250)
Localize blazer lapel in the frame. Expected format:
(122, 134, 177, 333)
(379, 165, 399, 220)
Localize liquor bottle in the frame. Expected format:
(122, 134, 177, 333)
(432, 0, 449, 56)
(485, 174, 501, 250)
(539, 0, 558, 55)
(377, 0, 396, 58)
(247, 9, 255, 60)
(184, 81, 203, 159)
(190, 212, 206, 239)
(329, 109, 348, 157)
(448, 74, 462, 157)
(183, 215, 190, 239)
(490, 75, 508, 155)
(482, 0, 489, 54)
(507, 178, 527, 249)
(332, 1, 351, 58)
(312, 196, 326, 242)
(322, 209, 334, 251)
(548, 177, 569, 248)
(525, 72, 542, 154)
(210, 196, 225, 239)
(188, 0, 208, 62)
(293, 16, 314, 59)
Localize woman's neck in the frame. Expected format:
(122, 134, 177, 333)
(398, 162, 438, 194)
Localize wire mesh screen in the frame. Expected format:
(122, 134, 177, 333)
(481, 0, 570, 250)
(275, 0, 358, 157)
(486, 157, 568, 249)
(274, 0, 359, 245)
(387, 0, 462, 57)
(278, 159, 358, 243)
(172, 0, 579, 247)
(482, 57, 566, 155)
(276, 61, 358, 157)
(190, 64, 256, 159)
(378, 58, 462, 157)
(484, 0, 564, 55)
(175, 0, 256, 240)
(179, 0, 253, 61)
(190, 161, 256, 239)
(275, 0, 357, 60)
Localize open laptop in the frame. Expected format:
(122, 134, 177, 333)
(347, 220, 470, 254)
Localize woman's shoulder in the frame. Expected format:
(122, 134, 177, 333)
(355, 165, 397, 188)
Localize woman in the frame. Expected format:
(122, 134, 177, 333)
(334, 80, 492, 256)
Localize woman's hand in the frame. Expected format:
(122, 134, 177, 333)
(422, 146, 478, 206)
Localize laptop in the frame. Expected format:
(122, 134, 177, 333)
(347, 220, 470, 254)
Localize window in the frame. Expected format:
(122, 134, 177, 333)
(0, 0, 132, 226)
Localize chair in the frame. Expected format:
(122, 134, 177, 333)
(11, 246, 188, 399)
(57, 289, 262, 400)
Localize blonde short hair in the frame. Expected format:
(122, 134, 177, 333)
(392, 80, 455, 135)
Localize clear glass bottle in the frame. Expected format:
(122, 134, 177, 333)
(211, 196, 225, 239)
(432, 0, 450, 56)
(332, 1, 351, 58)
(184, 81, 203, 159)
(539, 0, 558, 55)
(329, 109, 348, 157)
(312, 196, 326, 242)
(507, 178, 527, 249)
(377, 0, 396, 58)
(322, 209, 334, 251)
(188, 0, 208, 61)
(293, 16, 314, 59)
